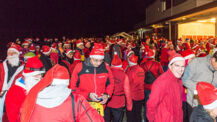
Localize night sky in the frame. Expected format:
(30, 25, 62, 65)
(0, 0, 154, 59)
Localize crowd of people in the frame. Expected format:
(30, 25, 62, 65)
(1, 35, 217, 122)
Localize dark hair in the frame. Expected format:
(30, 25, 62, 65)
(212, 51, 217, 61)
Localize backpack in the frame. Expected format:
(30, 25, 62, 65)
(144, 62, 156, 84)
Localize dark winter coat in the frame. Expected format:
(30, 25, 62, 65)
(190, 105, 216, 122)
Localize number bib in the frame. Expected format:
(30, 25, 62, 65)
(89, 102, 104, 116)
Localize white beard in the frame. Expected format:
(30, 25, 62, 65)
(25, 76, 41, 93)
(7, 55, 20, 67)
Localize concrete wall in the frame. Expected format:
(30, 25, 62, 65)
(146, 0, 215, 25)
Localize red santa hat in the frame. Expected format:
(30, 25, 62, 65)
(126, 49, 134, 57)
(20, 65, 69, 122)
(65, 49, 73, 56)
(41, 45, 51, 55)
(128, 54, 138, 66)
(8, 43, 21, 55)
(197, 52, 207, 57)
(76, 40, 83, 47)
(58, 42, 62, 45)
(111, 52, 122, 67)
(196, 82, 217, 110)
(131, 43, 136, 48)
(146, 49, 155, 58)
(89, 43, 104, 59)
(180, 49, 195, 59)
(51, 43, 57, 49)
(73, 50, 81, 60)
(22, 41, 29, 46)
(29, 44, 36, 52)
(36, 45, 40, 48)
(85, 41, 90, 46)
(168, 53, 185, 66)
(23, 56, 45, 77)
(64, 42, 70, 46)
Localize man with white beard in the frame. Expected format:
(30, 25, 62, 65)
(0, 43, 24, 121)
(5, 56, 45, 122)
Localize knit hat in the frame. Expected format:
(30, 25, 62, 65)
(128, 54, 138, 66)
(180, 49, 195, 59)
(8, 43, 21, 55)
(65, 49, 72, 56)
(24, 52, 36, 61)
(20, 64, 69, 122)
(41, 45, 51, 55)
(89, 43, 104, 59)
(76, 40, 83, 47)
(23, 56, 45, 77)
(196, 82, 217, 110)
(29, 44, 36, 52)
(168, 53, 185, 66)
(111, 52, 122, 67)
(73, 50, 81, 60)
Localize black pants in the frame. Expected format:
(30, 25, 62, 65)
(104, 106, 125, 122)
(126, 100, 143, 122)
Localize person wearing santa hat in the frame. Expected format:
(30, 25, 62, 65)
(57, 42, 64, 58)
(59, 49, 74, 74)
(70, 43, 114, 116)
(75, 40, 85, 61)
(5, 56, 45, 122)
(35, 45, 41, 57)
(126, 54, 145, 122)
(0, 44, 24, 121)
(70, 50, 81, 73)
(180, 49, 196, 66)
(39, 45, 52, 72)
(122, 49, 134, 72)
(29, 44, 36, 53)
(182, 51, 217, 118)
(104, 52, 132, 122)
(190, 82, 217, 122)
(140, 49, 164, 122)
(147, 53, 185, 122)
(20, 41, 30, 60)
(19, 64, 104, 122)
(83, 41, 91, 58)
(50, 43, 59, 65)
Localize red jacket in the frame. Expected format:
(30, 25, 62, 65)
(5, 77, 26, 122)
(107, 67, 132, 111)
(147, 69, 183, 122)
(70, 59, 114, 101)
(160, 48, 169, 66)
(70, 60, 81, 73)
(29, 94, 104, 122)
(140, 59, 164, 90)
(126, 65, 145, 101)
